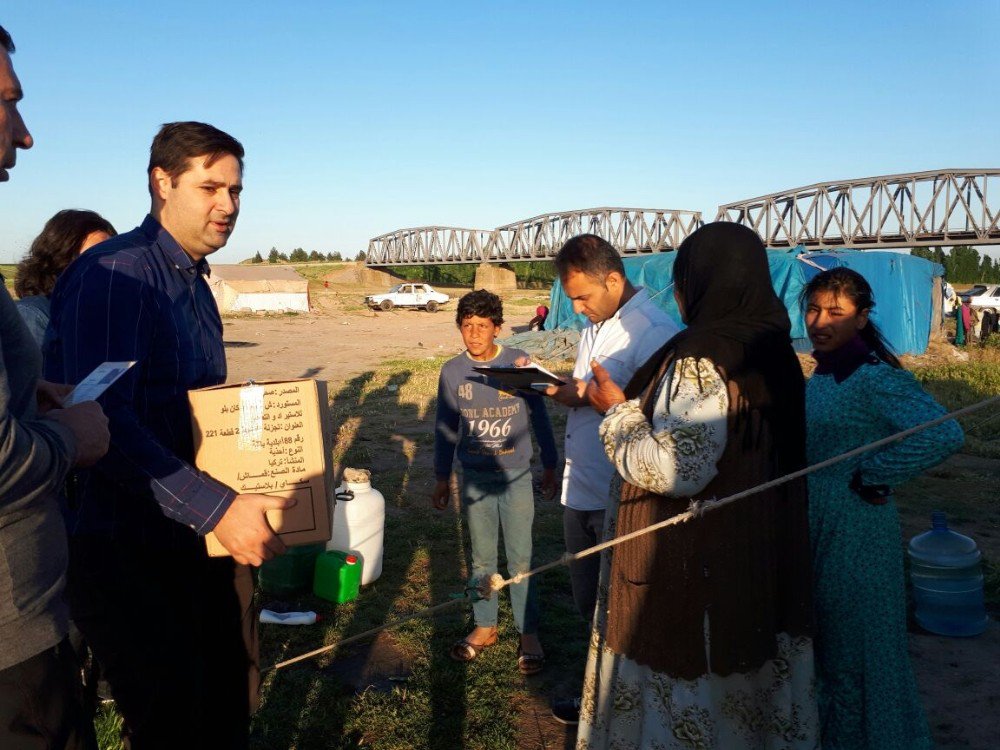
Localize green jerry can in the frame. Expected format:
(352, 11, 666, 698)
(257, 543, 325, 597)
(313, 550, 362, 604)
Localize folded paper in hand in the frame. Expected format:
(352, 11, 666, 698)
(62, 361, 137, 407)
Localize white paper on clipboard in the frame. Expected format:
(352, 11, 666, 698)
(62, 361, 137, 407)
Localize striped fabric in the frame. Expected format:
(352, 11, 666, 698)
(45, 215, 236, 539)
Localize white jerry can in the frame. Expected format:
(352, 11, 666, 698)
(328, 467, 385, 585)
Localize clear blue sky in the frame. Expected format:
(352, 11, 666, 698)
(2, 1, 998, 263)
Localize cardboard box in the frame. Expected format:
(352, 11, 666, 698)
(188, 379, 332, 557)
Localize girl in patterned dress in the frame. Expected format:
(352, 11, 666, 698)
(576, 223, 819, 750)
(803, 267, 963, 749)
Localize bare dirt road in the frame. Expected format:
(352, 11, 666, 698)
(222, 286, 548, 386)
(222, 306, 463, 385)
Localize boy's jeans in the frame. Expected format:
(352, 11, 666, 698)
(461, 467, 540, 635)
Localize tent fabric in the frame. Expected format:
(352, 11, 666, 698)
(207, 264, 310, 313)
(500, 329, 581, 362)
(546, 248, 943, 355)
(218, 292, 310, 313)
(796, 251, 943, 356)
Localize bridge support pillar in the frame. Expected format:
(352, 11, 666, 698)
(474, 263, 517, 294)
(355, 264, 405, 289)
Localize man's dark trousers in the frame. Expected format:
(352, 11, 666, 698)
(67, 524, 257, 750)
(563, 507, 606, 624)
(0, 639, 98, 750)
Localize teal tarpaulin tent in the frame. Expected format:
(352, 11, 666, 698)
(546, 248, 943, 355)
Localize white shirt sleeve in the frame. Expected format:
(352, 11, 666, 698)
(598, 357, 728, 497)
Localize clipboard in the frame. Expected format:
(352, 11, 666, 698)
(472, 364, 567, 390)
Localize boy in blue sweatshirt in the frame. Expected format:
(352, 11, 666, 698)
(431, 290, 558, 674)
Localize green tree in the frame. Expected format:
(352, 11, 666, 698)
(355, 250, 366, 262)
(278, 252, 289, 262)
(267, 247, 280, 263)
(978, 254, 995, 282)
(929, 245, 990, 284)
(950, 245, 981, 283)
(289, 248, 309, 262)
(329, 251, 343, 261)
(251, 251, 264, 264)
(308, 250, 324, 262)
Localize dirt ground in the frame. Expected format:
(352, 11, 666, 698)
(227, 286, 999, 750)
(221, 293, 466, 385)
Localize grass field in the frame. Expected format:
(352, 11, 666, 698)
(250, 347, 999, 750)
(253, 356, 580, 750)
(6, 255, 994, 746)
(83, 340, 1000, 750)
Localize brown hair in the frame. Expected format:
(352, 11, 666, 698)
(15, 210, 116, 298)
(147, 122, 244, 194)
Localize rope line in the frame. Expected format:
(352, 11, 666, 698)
(267, 392, 1000, 672)
(270, 597, 469, 671)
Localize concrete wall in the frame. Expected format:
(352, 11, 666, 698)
(474, 263, 517, 294)
(324, 263, 405, 290)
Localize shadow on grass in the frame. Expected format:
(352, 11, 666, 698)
(514, 501, 587, 750)
(252, 367, 473, 749)
(250, 361, 596, 749)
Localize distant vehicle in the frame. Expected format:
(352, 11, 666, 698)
(959, 284, 1000, 312)
(365, 283, 450, 312)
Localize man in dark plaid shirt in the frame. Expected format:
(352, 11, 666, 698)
(46, 122, 294, 749)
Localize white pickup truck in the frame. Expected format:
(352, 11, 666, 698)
(365, 283, 450, 312)
(960, 284, 1000, 313)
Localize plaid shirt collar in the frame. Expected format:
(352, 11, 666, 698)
(139, 214, 212, 280)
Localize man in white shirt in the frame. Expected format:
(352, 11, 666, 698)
(546, 236, 680, 615)
(541, 234, 679, 723)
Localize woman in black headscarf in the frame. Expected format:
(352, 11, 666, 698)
(575, 223, 818, 749)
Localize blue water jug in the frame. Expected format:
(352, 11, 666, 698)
(908, 511, 989, 636)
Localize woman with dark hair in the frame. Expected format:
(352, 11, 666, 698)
(576, 223, 818, 749)
(803, 267, 963, 750)
(14, 209, 116, 346)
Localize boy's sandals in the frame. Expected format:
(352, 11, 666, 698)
(517, 645, 545, 676)
(450, 630, 498, 662)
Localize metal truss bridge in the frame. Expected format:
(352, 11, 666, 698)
(366, 208, 702, 266)
(366, 170, 1000, 266)
(718, 169, 1000, 249)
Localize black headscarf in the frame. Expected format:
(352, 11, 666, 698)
(625, 222, 803, 452)
(672, 222, 791, 348)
